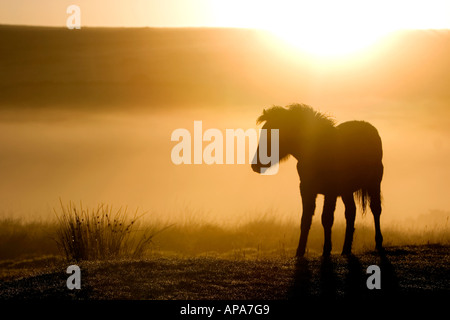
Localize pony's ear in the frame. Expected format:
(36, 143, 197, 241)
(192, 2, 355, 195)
(257, 108, 268, 124)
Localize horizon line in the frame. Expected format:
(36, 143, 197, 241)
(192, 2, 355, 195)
(1, 23, 450, 32)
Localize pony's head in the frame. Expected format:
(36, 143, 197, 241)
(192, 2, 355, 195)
(251, 106, 291, 174)
(251, 103, 335, 174)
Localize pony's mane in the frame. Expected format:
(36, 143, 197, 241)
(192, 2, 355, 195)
(257, 103, 336, 127)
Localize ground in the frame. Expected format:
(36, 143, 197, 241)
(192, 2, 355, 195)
(0, 244, 448, 302)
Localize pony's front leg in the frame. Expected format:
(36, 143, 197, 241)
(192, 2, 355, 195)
(322, 195, 337, 256)
(341, 193, 356, 255)
(296, 185, 317, 257)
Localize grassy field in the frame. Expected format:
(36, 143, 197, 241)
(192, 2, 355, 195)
(0, 210, 448, 260)
(0, 245, 448, 301)
(0, 208, 448, 302)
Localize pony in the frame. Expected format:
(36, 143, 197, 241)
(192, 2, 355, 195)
(252, 103, 384, 256)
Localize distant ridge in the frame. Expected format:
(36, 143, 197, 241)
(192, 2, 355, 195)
(1, 25, 449, 109)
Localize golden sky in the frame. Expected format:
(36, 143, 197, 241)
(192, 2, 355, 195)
(2, 0, 449, 29)
(1, 1, 450, 221)
(1, 0, 449, 56)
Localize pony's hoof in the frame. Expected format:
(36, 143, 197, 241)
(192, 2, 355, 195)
(322, 248, 332, 257)
(341, 248, 352, 256)
(322, 243, 332, 256)
(296, 249, 305, 258)
(376, 245, 385, 254)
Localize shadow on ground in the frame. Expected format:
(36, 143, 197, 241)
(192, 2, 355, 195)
(0, 245, 448, 300)
(288, 251, 400, 300)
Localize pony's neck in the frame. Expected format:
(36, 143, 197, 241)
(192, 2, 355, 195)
(285, 135, 303, 162)
(286, 124, 334, 162)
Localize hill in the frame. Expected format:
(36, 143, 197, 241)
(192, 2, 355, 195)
(1, 25, 449, 109)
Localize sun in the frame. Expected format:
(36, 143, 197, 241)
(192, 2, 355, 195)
(269, 24, 387, 58)
(209, 0, 450, 58)
(262, 1, 394, 57)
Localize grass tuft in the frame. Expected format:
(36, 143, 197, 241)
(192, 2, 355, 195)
(54, 200, 164, 261)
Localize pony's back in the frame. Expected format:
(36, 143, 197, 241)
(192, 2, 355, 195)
(337, 120, 383, 164)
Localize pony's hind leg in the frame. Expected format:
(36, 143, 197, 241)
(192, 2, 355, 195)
(369, 185, 383, 252)
(341, 193, 356, 255)
(322, 195, 337, 256)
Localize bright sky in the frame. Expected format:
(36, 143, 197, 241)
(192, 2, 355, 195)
(1, 0, 449, 28)
(1, 0, 449, 56)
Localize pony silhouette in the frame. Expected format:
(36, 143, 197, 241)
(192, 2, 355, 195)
(252, 103, 384, 257)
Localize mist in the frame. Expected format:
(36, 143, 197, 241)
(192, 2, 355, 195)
(1, 26, 449, 227)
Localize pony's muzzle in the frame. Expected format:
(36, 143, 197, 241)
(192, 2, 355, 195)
(251, 162, 270, 174)
(251, 163, 260, 173)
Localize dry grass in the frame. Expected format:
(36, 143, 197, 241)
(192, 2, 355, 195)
(0, 208, 448, 261)
(0, 218, 57, 260)
(54, 200, 162, 261)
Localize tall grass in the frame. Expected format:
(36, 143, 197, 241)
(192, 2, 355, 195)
(0, 217, 57, 260)
(0, 208, 448, 261)
(54, 201, 160, 261)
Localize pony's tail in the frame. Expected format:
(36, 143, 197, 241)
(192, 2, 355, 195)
(354, 188, 370, 214)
